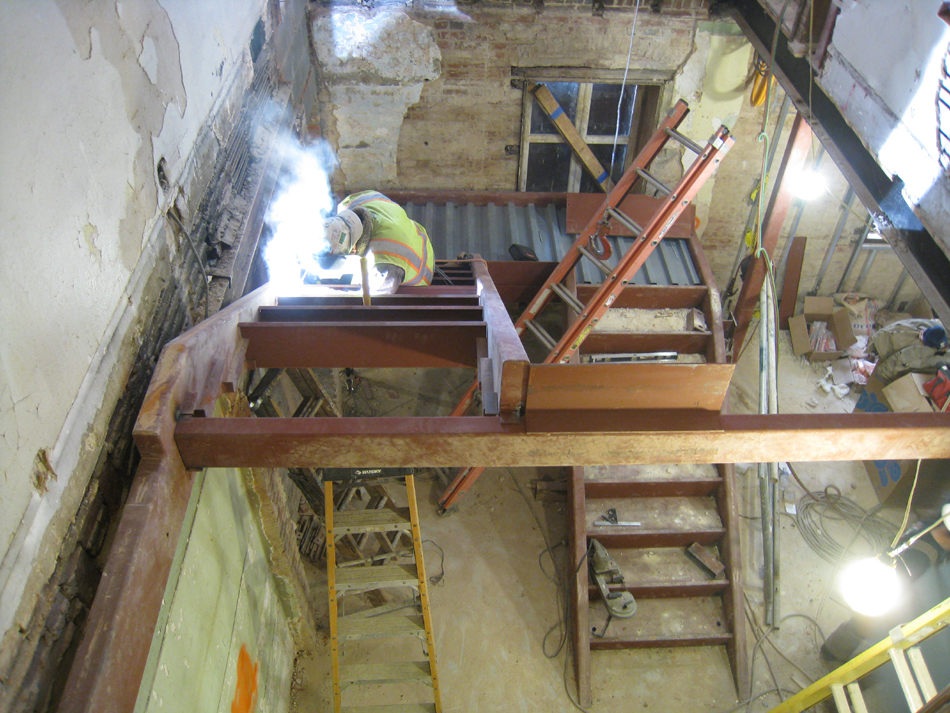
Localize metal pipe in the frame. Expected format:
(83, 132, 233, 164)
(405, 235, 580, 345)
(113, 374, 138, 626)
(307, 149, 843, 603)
(811, 186, 855, 295)
(887, 269, 910, 310)
(836, 218, 873, 293)
(765, 277, 780, 628)
(854, 248, 878, 292)
(758, 280, 775, 625)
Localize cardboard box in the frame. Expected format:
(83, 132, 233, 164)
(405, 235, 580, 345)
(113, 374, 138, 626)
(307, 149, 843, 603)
(883, 372, 935, 414)
(854, 375, 941, 503)
(788, 296, 858, 362)
(854, 376, 913, 502)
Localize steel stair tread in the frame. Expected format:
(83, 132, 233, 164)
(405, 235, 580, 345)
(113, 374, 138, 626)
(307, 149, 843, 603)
(333, 507, 412, 534)
(588, 596, 732, 647)
(335, 564, 419, 592)
(590, 632, 733, 650)
(585, 545, 729, 596)
(340, 661, 432, 685)
(341, 706, 437, 713)
(338, 614, 426, 640)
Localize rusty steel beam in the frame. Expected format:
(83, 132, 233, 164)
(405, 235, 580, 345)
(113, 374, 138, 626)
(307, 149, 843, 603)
(240, 321, 486, 369)
(257, 305, 485, 322)
(731, 113, 813, 360)
(174, 411, 950, 469)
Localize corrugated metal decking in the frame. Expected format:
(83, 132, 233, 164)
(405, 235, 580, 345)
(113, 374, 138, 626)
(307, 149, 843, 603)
(401, 201, 700, 287)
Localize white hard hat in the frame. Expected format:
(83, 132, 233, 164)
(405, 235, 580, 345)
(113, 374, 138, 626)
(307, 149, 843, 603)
(323, 209, 363, 255)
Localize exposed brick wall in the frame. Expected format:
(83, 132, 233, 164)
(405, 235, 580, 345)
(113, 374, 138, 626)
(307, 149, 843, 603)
(396, 7, 699, 190)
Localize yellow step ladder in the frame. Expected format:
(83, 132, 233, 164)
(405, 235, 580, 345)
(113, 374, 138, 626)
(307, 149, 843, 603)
(325, 468, 442, 713)
(767, 598, 950, 713)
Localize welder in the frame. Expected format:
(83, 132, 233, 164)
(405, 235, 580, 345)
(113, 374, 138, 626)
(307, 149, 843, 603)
(321, 190, 435, 294)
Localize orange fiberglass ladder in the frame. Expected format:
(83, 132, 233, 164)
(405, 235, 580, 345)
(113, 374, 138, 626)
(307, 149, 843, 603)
(438, 99, 735, 511)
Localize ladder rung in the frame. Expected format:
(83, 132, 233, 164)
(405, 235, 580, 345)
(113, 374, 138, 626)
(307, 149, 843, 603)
(333, 508, 412, 534)
(907, 645, 938, 701)
(524, 319, 558, 350)
(338, 614, 425, 640)
(846, 682, 869, 713)
(550, 282, 585, 314)
(831, 683, 851, 713)
(340, 661, 431, 685)
(606, 206, 643, 236)
(342, 705, 437, 713)
(335, 564, 419, 592)
(636, 168, 673, 196)
(890, 647, 924, 711)
(576, 245, 613, 276)
(664, 126, 704, 154)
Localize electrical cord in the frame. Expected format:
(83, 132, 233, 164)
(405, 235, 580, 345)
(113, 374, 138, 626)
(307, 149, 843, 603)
(506, 468, 590, 712)
(164, 211, 210, 320)
(422, 539, 445, 587)
(609, 0, 641, 181)
(794, 488, 894, 565)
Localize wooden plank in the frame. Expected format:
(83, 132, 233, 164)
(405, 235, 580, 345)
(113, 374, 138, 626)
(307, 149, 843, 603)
(779, 235, 808, 329)
(240, 322, 486, 369)
(173, 411, 950, 469)
(526, 363, 735, 412)
(530, 82, 613, 192)
(580, 332, 710, 356)
(257, 305, 484, 322)
(576, 284, 707, 310)
(567, 194, 696, 237)
(570, 466, 592, 709)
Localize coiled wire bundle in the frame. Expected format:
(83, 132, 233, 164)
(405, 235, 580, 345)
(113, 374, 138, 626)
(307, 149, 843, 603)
(795, 486, 896, 565)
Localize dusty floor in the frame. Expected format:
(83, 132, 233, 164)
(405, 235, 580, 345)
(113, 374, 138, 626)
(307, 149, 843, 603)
(291, 330, 903, 712)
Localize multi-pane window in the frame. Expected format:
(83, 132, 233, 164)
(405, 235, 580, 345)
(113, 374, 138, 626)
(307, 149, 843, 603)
(518, 81, 661, 193)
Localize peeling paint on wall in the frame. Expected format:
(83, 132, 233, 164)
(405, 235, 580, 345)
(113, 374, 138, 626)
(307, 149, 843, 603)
(55, 0, 188, 271)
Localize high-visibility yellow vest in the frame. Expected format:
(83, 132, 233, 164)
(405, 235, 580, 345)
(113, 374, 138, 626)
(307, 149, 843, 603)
(339, 191, 435, 286)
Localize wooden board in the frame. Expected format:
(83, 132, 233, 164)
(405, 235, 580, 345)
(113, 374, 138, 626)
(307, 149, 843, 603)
(526, 363, 735, 412)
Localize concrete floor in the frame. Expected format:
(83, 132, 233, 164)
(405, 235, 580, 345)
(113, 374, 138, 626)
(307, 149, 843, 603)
(291, 330, 903, 712)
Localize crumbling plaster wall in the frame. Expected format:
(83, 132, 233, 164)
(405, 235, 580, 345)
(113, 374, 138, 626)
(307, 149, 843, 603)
(818, 1, 950, 261)
(0, 0, 267, 670)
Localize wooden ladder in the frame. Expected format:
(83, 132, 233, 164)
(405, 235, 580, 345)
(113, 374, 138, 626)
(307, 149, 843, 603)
(325, 468, 442, 713)
(439, 98, 735, 510)
(765, 598, 950, 713)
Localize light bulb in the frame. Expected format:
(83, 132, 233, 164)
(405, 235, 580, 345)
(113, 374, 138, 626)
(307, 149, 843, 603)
(789, 169, 827, 200)
(840, 557, 901, 616)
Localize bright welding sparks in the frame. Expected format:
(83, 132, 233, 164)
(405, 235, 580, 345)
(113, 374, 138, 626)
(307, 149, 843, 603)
(264, 136, 339, 286)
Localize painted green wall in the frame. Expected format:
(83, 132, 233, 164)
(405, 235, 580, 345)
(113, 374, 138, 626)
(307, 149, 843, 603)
(134, 469, 294, 713)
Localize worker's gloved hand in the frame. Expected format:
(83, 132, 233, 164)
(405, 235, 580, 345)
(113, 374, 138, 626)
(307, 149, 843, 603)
(369, 264, 405, 295)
